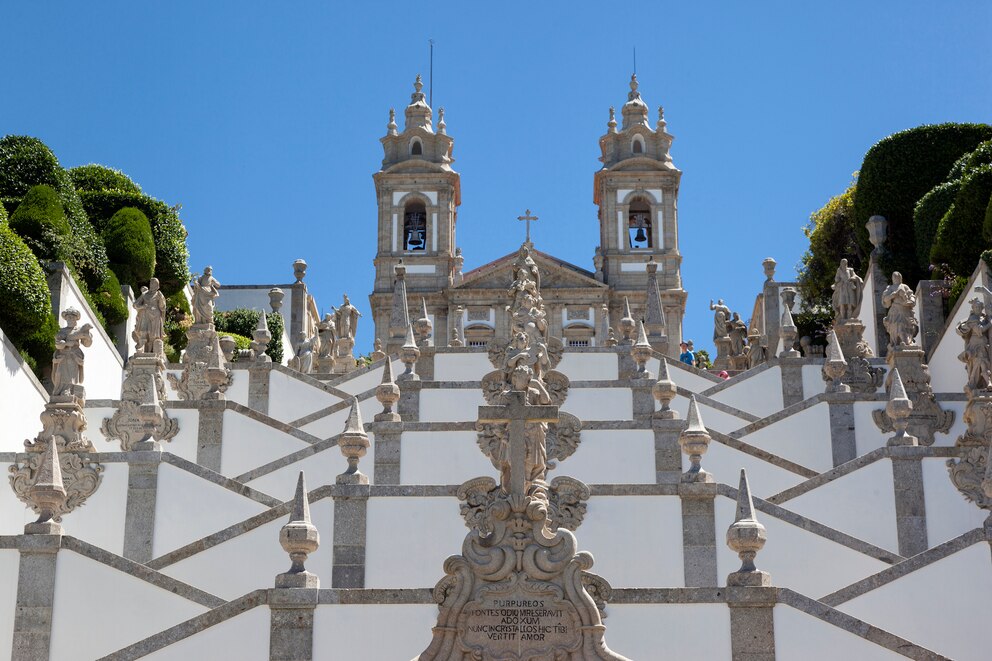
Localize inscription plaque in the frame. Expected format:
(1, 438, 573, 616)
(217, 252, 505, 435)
(459, 587, 582, 658)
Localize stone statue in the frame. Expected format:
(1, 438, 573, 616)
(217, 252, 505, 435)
(132, 277, 166, 354)
(957, 297, 992, 392)
(728, 311, 748, 357)
(709, 299, 731, 340)
(317, 313, 336, 366)
(332, 294, 361, 342)
(882, 272, 919, 349)
(52, 308, 93, 398)
(290, 332, 316, 374)
(191, 266, 221, 326)
(831, 258, 864, 321)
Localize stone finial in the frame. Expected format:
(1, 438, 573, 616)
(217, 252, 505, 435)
(823, 329, 849, 393)
(618, 297, 637, 344)
(387, 107, 398, 136)
(656, 105, 666, 131)
(631, 321, 654, 379)
(252, 311, 272, 363)
(203, 332, 230, 400)
(607, 106, 617, 133)
(399, 323, 421, 381)
(293, 259, 307, 284)
(652, 357, 677, 419)
(219, 335, 236, 362)
(886, 368, 917, 446)
(866, 215, 888, 256)
(679, 396, 713, 483)
(370, 337, 387, 363)
(450, 306, 465, 347)
(268, 288, 285, 313)
(437, 107, 446, 135)
(762, 257, 776, 282)
(337, 398, 370, 484)
(25, 436, 67, 534)
(606, 327, 618, 347)
(276, 471, 320, 588)
(726, 469, 770, 586)
(415, 298, 433, 347)
(779, 296, 799, 358)
(375, 359, 401, 422)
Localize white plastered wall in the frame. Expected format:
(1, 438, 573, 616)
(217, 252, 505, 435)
(420, 389, 487, 422)
(50, 550, 207, 660)
(921, 457, 988, 546)
(334, 359, 404, 396)
(688, 441, 805, 499)
(266, 370, 343, 423)
(604, 604, 731, 660)
(559, 430, 655, 485)
(556, 352, 619, 381)
(246, 447, 342, 500)
(773, 604, 903, 660)
(839, 542, 992, 661)
(0, 327, 47, 452)
(142, 605, 270, 661)
(801, 364, 827, 399)
(858, 267, 879, 356)
(219, 409, 310, 478)
(364, 497, 466, 589)
(224, 371, 249, 406)
(399, 431, 494, 485)
(708, 366, 783, 418)
(928, 262, 984, 393)
(653, 359, 715, 393)
(714, 497, 889, 598)
(61, 462, 128, 555)
(735, 402, 833, 472)
(313, 604, 437, 660)
(299, 402, 356, 439)
(562, 388, 632, 421)
(669, 395, 749, 435)
(434, 352, 493, 381)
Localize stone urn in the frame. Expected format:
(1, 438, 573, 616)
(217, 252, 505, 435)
(292, 259, 308, 284)
(268, 288, 285, 313)
(762, 257, 776, 282)
(866, 215, 888, 255)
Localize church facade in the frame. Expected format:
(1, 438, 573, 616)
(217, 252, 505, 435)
(369, 76, 686, 355)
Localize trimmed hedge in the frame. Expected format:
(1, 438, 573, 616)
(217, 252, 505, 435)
(0, 198, 7, 226)
(0, 136, 108, 287)
(797, 178, 862, 309)
(931, 165, 992, 275)
(214, 309, 284, 364)
(0, 225, 57, 372)
(68, 164, 141, 194)
(853, 123, 992, 284)
(913, 180, 961, 270)
(93, 269, 128, 327)
(103, 207, 156, 286)
(79, 190, 189, 295)
(966, 140, 992, 171)
(9, 184, 69, 261)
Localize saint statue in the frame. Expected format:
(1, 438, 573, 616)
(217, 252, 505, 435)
(881, 272, 919, 349)
(709, 299, 731, 340)
(728, 311, 748, 356)
(52, 308, 93, 398)
(831, 258, 864, 321)
(956, 297, 992, 392)
(289, 332, 316, 374)
(332, 294, 361, 342)
(133, 277, 166, 354)
(191, 266, 221, 326)
(317, 313, 337, 365)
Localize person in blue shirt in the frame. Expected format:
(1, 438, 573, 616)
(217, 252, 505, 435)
(679, 341, 695, 366)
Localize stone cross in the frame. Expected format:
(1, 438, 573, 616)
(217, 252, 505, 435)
(516, 209, 538, 245)
(478, 391, 558, 496)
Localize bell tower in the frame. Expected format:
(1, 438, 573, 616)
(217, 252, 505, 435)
(370, 75, 461, 348)
(594, 75, 686, 346)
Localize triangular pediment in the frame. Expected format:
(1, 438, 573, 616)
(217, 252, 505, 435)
(457, 249, 607, 290)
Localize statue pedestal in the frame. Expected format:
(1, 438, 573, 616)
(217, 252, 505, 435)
(713, 337, 732, 370)
(872, 347, 954, 446)
(333, 338, 357, 374)
(834, 319, 872, 359)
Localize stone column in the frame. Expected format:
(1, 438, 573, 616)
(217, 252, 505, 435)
(890, 448, 928, 557)
(867, 257, 890, 358)
(631, 379, 655, 423)
(196, 400, 225, 472)
(826, 393, 857, 466)
(398, 381, 421, 422)
(123, 448, 162, 563)
(248, 364, 272, 415)
(269, 590, 318, 661)
(727, 587, 777, 661)
(761, 281, 780, 360)
(679, 481, 718, 586)
(331, 484, 369, 588)
(654, 418, 683, 485)
(371, 422, 402, 485)
(12, 534, 61, 660)
(779, 357, 805, 408)
(289, 282, 307, 345)
(416, 347, 435, 382)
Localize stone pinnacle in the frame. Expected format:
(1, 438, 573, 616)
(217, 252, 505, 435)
(345, 396, 365, 435)
(290, 471, 311, 524)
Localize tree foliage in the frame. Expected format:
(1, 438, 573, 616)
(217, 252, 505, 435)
(103, 207, 156, 286)
(797, 177, 862, 310)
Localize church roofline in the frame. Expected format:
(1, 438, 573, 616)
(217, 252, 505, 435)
(457, 247, 605, 289)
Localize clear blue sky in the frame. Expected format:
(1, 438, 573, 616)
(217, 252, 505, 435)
(3, 1, 989, 354)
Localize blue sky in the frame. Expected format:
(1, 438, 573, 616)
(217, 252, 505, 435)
(2, 1, 989, 354)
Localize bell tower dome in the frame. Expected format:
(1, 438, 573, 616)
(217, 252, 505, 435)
(370, 75, 462, 348)
(594, 75, 686, 346)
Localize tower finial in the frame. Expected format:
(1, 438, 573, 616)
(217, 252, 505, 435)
(437, 107, 446, 135)
(387, 108, 398, 135)
(607, 106, 617, 133)
(414, 74, 423, 94)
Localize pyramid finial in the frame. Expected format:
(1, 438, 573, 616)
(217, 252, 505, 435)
(277, 470, 320, 588)
(823, 329, 849, 393)
(618, 297, 636, 344)
(726, 469, 770, 585)
(886, 368, 916, 446)
(290, 471, 311, 524)
(344, 397, 365, 434)
(376, 358, 401, 422)
(381, 356, 394, 384)
(631, 321, 654, 379)
(679, 396, 713, 483)
(338, 399, 371, 484)
(399, 323, 421, 381)
(25, 437, 68, 533)
(652, 357, 678, 420)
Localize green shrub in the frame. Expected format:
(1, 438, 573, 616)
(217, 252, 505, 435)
(946, 151, 973, 181)
(0, 226, 58, 375)
(93, 269, 128, 327)
(220, 332, 253, 361)
(797, 178, 862, 309)
(913, 180, 961, 270)
(68, 164, 141, 194)
(931, 165, 992, 275)
(966, 140, 992, 172)
(8, 184, 69, 260)
(0, 198, 7, 227)
(214, 308, 284, 364)
(853, 123, 992, 284)
(79, 190, 189, 295)
(103, 207, 156, 286)
(0, 136, 108, 287)
(164, 291, 191, 363)
(18, 314, 59, 378)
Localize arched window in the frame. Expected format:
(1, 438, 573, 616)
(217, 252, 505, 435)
(627, 198, 652, 249)
(632, 135, 644, 154)
(403, 202, 427, 251)
(410, 138, 423, 156)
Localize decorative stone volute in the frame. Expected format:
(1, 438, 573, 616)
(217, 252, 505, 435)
(679, 396, 713, 483)
(276, 471, 320, 588)
(618, 297, 636, 345)
(398, 324, 420, 381)
(631, 321, 654, 380)
(652, 357, 678, 419)
(823, 329, 850, 393)
(337, 398, 370, 485)
(726, 469, 770, 586)
(375, 359, 401, 422)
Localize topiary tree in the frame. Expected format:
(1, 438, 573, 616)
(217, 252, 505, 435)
(853, 123, 992, 286)
(68, 164, 141, 194)
(0, 135, 108, 288)
(913, 180, 962, 270)
(102, 207, 156, 286)
(965, 140, 992, 171)
(797, 178, 862, 310)
(8, 184, 70, 261)
(0, 225, 57, 373)
(0, 197, 7, 227)
(93, 269, 128, 327)
(931, 164, 992, 276)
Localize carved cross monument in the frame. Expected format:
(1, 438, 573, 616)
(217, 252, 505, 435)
(479, 391, 558, 496)
(517, 209, 538, 245)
